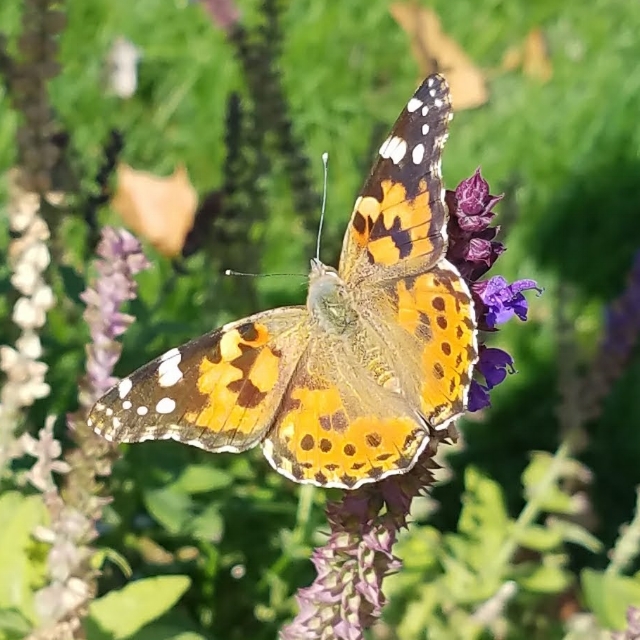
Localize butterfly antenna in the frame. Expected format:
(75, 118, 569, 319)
(316, 152, 329, 261)
(224, 269, 305, 278)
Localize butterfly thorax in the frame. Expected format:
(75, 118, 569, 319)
(307, 259, 359, 335)
(307, 259, 400, 391)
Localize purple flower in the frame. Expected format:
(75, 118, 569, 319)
(473, 276, 542, 329)
(446, 169, 505, 281)
(79, 227, 150, 404)
(579, 252, 640, 422)
(468, 347, 515, 411)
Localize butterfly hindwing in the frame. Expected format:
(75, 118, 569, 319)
(88, 307, 309, 453)
(368, 262, 478, 429)
(339, 74, 453, 284)
(262, 336, 431, 489)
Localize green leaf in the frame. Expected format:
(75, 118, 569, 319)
(172, 464, 232, 494)
(0, 608, 33, 640)
(517, 555, 572, 593)
(582, 569, 640, 631)
(521, 451, 554, 490)
(457, 467, 509, 564)
(516, 524, 563, 552)
(88, 575, 191, 640)
(143, 487, 194, 534)
(134, 629, 208, 640)
(93, 546, 133, 577)
(0, 492, 48, 622)
(521, 452, 580, 515)
(188, 504, 224, 542)
(548, 518, 603, 553)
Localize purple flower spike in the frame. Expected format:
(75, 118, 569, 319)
(474, 276, 542, 329)
(80, 227, 150, 404)
(445, 169, 505, 280)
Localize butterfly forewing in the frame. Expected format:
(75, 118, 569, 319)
(89, 308, 308, 453)
(339, 74, 453, 284)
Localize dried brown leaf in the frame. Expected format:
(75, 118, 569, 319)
(110, 163, 198, 257)
(500, 28, 553, 83)
(390, 3, 488, 111)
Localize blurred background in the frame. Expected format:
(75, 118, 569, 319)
(1, 0, 640, 638)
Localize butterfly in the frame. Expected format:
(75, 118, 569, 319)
(88, 74, 479, 490)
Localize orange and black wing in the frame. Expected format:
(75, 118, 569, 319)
(88, 308, 309, 453)
(339, 74, 453, 284)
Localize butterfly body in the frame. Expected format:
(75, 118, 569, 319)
(89, 74, 479, 489)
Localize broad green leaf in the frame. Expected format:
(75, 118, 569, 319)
(88, 575, 191, 639)
(188, 504, 224, 542)
(582, 569, 640, 631)
(0, 492, 48, 622)
(143, 487, 194, 534)
(172, 464, 232, 494)
(396, 584, 438, 640)
(0, 608, 32, 640)
(396, 527, 441, 573)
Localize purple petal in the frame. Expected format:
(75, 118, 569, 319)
(474, 276, 542, 329)
(478, 347, 514, 389)
(468, 380, 491, 412)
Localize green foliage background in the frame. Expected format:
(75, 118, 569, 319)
(2, 0, 640, 638)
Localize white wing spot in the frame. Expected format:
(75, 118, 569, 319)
(157, 349, 183, 388)
(380, 136, 407, 164)
(434, 98, 444, 108)
(422, 123, 430, 135)
(407, 97, 423, 112)
(156, 397, 176, 414)
(122, 400, 132, 410)
(378, 136, 392, 157)
(137, 406, 149, 416)
(112, 416, 122, 429)
(429, 88, 436, 98)
(159, 347, 180, 363)
(118, 378, 132, 399)
(427, 77, 435, 87)
(421, 105, 429, 116)
(412, 143, 425, 165)
(381, 136, 407, 165)
(106, 407, 114, 417)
